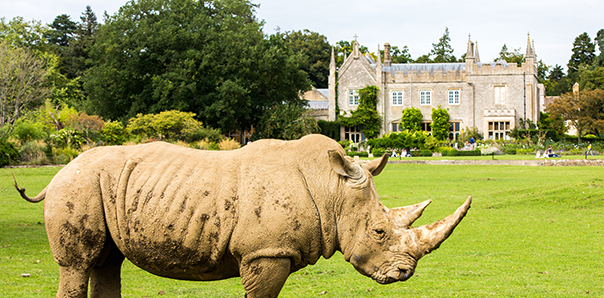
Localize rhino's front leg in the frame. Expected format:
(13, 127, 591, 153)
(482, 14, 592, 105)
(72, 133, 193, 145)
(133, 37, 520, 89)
(240, 257, 291, 298)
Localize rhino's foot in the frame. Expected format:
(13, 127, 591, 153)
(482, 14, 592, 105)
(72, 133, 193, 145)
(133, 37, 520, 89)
(241, 257, 291, 298)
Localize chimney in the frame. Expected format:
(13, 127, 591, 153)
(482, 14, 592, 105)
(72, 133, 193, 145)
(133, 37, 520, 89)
(384, 43, 391, 66)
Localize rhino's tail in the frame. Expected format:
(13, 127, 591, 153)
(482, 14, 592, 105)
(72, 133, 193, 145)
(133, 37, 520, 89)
(12, 172, 47, 203)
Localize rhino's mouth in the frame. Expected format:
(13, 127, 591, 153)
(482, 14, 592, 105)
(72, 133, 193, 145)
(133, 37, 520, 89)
(372, 266, 414, 284)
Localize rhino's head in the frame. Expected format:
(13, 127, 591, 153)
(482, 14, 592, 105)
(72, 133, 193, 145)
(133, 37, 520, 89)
(328, 150, 471, 284)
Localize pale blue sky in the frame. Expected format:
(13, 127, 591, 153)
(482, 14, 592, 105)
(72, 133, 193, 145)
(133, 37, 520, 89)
(2, 0, 602, 70)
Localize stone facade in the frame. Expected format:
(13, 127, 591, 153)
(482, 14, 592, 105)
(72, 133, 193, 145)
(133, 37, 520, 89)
(328, 35, 546, 141)
(301, 87, 329, 121)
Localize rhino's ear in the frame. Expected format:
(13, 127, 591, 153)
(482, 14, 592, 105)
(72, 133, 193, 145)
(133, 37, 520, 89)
(361, 154, 389, 176)
(328, 150, 363, 179)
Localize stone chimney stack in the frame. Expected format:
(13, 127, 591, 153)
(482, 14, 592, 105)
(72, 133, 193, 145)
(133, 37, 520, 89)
(384, 43, 391, 66)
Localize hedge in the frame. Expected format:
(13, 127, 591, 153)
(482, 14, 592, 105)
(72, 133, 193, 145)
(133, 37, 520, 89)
(442, 149, 481, 156)
(318, 120, 340, 140)
(410, 149, 432, 157)
(346, 151, 369, 158)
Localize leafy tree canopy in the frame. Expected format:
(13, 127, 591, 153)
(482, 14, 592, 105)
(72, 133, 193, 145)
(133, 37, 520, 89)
(546, 89, 604, 141)
(46, 14, 78, 47)
(0, 17, 50, 53)
(568, 32, 595, 79)
(430, 27, 458, 63)
(494, 44, 524, 66)
(83, 0, 311, 134)
(283, 29, 330, 88)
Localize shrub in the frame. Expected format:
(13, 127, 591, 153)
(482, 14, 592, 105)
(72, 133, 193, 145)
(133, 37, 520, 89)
(371, 148, 385, 158)
(338, 140, 352, 149)
(64, 112, 105, 142)
(218, 138, 240, 150)
(192, 139, 212, 150)
(49, 129, 86, 149)
(101, 120, 127, 145)
(0, 139, 20, 167)
(516, 148, 535, 155)
(127, 110, 208, 142)
(504, 148, 517, 155)
(12, 120, 48, 144)
(20, 140, 48, 165)
(186, 126, 223, 143)
(53, 147, 79, 164)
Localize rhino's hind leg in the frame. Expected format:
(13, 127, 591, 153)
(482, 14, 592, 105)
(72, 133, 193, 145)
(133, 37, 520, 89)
(241, 258, 291, 298)
(90, 239, 125, 298)
(57, 266, 93, 298)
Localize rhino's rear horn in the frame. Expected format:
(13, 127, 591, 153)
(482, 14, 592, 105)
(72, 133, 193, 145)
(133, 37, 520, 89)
(412, 196, 472, 258)
(389, 199, 432, 228)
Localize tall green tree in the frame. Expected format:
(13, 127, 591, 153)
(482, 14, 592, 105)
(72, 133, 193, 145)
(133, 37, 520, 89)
(595, 29, 604, 67)
(46, 14, 77, 47)
(401, 107, 422, 131)
(84, 0, 311, 135)
(430, 27, 457, 63)
(568, 32, 595, 80)
(283, 30, 330, 88)
(0, 41, 51, 136)
(430, 106, 450, 141)
(545, 64, 571, 96)
(61, 6, 99, 79)
(494, 44, 524, 66)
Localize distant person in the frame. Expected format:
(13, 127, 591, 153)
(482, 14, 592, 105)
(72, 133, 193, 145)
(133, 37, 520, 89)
(546, 146, 559, 158)
(469, 137, 475, 149)
(391, 150, 398, 158)
(587, 143, 593, 156)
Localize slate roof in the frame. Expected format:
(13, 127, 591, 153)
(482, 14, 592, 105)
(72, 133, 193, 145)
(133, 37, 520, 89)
(306, 100, 329, 110)
(382, 63, 466, 75)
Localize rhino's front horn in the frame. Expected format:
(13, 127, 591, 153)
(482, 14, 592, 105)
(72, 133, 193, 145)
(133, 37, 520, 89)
(412, 196, 472, 259)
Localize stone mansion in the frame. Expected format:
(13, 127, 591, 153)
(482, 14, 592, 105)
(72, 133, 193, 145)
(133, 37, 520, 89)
(326, 35, 545, 142)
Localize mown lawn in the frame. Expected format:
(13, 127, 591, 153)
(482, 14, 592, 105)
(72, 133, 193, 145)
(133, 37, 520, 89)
(1, 163, 602, 297)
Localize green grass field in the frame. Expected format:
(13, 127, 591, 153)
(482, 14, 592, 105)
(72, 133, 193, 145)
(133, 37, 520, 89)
(1, 163, 603, 297)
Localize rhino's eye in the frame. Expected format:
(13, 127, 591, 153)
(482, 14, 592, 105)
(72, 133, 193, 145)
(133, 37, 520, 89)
(374, 228, 386, 239)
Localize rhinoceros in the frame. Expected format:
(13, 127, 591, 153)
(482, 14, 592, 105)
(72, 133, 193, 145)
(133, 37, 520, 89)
(16, 134, 471, 297)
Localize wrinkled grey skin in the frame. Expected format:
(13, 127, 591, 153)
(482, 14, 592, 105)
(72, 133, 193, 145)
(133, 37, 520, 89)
(16, 134, 471, 298)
